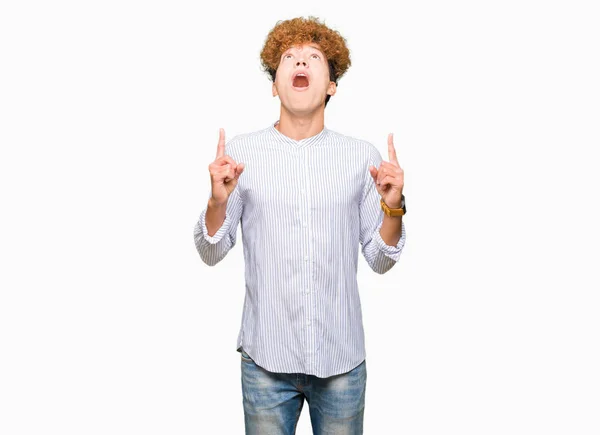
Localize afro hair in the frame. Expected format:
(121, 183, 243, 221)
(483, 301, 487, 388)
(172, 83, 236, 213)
(260, 16, 351, 85)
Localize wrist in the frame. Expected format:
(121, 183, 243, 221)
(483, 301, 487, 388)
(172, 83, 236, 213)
(208, 197, 228, 209)
(384, 199, 402, 209)
(380, 194, 406, 217)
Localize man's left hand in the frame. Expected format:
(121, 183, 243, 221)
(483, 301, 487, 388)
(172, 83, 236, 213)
(369, 133, 404, 209)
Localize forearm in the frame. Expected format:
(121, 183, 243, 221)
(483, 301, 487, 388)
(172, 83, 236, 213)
(379, 214, 403, 247)
(205, 197, 227, 237)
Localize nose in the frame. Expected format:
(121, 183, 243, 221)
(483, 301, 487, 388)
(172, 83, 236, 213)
(295, 60, 307, 67)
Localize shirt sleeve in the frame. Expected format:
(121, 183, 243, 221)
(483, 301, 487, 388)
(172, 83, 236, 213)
(193, 187, 243, 266)
(359, 145, 406, 274)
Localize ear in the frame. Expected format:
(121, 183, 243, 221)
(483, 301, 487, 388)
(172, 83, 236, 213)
(272, 83, 278, 97)
(327, 81, 337, 96)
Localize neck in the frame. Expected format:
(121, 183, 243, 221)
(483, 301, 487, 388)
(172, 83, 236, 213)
(275, 105, 325, 140)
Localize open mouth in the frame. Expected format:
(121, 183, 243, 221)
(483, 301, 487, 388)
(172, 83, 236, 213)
(292, 74, 309, 89)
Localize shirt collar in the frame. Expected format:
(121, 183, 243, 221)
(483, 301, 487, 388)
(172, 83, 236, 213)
(268, 120, 329, 147)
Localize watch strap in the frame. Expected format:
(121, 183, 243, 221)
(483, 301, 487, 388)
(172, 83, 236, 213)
(380, 194, 406, 217)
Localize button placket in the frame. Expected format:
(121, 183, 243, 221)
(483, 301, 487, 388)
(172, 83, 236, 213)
(302, 148, 315, 349)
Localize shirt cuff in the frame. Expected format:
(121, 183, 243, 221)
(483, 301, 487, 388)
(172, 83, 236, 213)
(372, 219, 406, 260)
(199, 207, 232, 245)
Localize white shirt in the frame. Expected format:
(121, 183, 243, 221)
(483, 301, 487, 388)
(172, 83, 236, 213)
(194, 121, 406, 378)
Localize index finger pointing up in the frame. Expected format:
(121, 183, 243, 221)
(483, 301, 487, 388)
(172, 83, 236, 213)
(388, 132, 398, 164)
(216, 128, 225, 159)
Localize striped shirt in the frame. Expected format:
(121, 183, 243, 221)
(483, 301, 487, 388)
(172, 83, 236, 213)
(193, 121, 406, 378)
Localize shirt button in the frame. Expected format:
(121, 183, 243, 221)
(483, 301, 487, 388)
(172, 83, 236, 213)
(302, 222, 307, 227)
(304, 256, 309, 261)
(301, 189, 305, 195)
(307, 321, 311, 326)
(305, 288, 310, 294)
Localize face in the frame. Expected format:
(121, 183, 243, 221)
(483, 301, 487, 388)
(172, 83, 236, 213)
(272, 43, 337, 115)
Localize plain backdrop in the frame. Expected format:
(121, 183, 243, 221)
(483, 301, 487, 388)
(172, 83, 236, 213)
(1, 0, 599, 434)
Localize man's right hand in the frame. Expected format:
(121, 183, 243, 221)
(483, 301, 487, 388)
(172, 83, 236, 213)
(208, 128, 245, 205)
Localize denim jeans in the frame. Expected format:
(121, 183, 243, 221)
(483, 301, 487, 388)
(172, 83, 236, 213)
(240, 348, 366, 434)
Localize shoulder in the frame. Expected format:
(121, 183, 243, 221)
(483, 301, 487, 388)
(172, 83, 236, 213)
(224, 126, 272, 158)
(325, 129, 382, 162)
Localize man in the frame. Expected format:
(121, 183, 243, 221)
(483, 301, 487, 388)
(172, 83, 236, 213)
(194, 16, 406, 434)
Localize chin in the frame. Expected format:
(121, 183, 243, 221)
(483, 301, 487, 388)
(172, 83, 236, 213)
(288, 105, 314, 114)
(283, 99, 324, 115)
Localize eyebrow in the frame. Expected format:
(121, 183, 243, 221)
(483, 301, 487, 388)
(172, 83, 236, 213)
(283, 46, 324, 56)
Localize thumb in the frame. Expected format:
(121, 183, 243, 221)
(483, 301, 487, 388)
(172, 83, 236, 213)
(234, 162, 245, 179)
(369, 165, 378, 181)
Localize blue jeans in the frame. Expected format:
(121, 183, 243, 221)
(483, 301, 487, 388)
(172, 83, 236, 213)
(240, 348, 366, 434)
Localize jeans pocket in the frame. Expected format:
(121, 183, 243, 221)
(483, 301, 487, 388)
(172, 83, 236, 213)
(240, 348, 253, 362)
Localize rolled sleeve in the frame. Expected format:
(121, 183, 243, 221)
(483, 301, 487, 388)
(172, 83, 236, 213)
(193, 188, 243, 266)
(372, 219, 406, 262)
(199, 207, 233, 245)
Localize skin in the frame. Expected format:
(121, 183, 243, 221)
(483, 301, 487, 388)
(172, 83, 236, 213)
(205, 128, 244, 235)
(370, 133, 404, 246)
(271, 44, 336, 141)
(206, 43, 403, 248)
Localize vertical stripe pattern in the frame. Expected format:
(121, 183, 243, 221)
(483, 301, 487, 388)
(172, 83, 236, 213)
(193, 121, 406, 378)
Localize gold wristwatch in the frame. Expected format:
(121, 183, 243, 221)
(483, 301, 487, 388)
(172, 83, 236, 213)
(380, 194, 406, 217)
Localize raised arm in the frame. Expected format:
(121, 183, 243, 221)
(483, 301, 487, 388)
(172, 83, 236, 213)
(193, 129, 245, 266)
(359, 135, 406, 274)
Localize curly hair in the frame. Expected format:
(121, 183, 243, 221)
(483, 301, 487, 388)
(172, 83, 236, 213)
(260, 16, 351, 93)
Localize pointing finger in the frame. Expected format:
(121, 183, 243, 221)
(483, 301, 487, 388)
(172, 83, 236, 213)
(210, 155, 236, 171)
(216, 128, 225, 159)
(217, 155, 236, 167)
(388, 133, 398, 164)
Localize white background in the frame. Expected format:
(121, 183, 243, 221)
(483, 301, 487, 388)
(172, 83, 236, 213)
(1, 0, 599, 434)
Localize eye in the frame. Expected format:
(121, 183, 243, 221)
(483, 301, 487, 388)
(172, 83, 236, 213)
(283, 54, 292, 59)
(311, 54, 320, 59)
